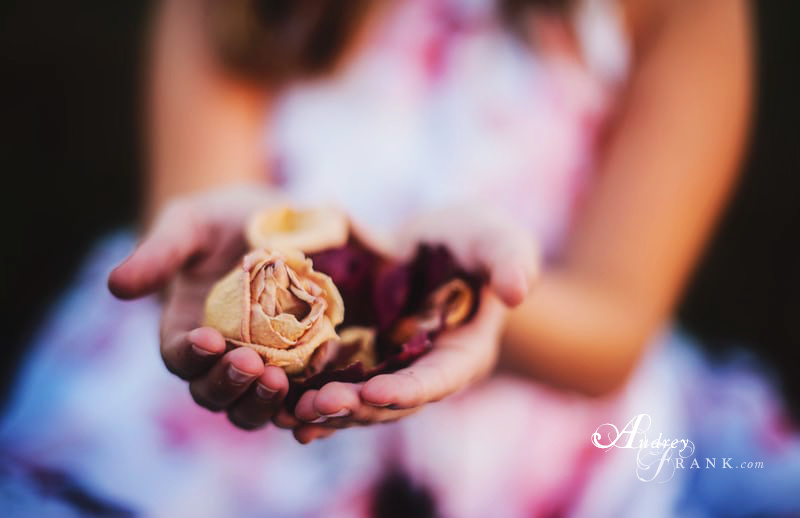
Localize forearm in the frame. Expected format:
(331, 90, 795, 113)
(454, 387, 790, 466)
(146, 0, 271, 222)
(499, 0, 752, 395)
(500, 268, 654, 396)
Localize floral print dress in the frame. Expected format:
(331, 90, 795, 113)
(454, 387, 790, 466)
(2, 1, 798, 517)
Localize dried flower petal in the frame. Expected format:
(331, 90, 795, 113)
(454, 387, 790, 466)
(246, 206, 349, 254)
(204, 249, 344, 375)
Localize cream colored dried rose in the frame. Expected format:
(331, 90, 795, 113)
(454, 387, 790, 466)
(203, 248, 345, 375)
(246, 206, 349, 254)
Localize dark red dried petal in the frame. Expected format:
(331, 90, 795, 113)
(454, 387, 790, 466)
(310, 241, 378, 326)
(372, 262, 411, 331)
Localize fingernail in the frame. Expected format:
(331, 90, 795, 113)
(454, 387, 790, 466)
(322, 408, 351, 418)
(255, 383, 279, 400)
(310, 416, 329, 424)
(227, 365, 256, 385)
(191, 344, 218, 357)
(367, 401, 391, 408)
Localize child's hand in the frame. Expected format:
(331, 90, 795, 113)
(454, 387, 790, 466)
(281, 206, 539, 443)
(108, 185, 291, 430)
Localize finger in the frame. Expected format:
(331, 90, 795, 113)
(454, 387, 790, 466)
(295, 383, 419, 427)
(314, 382, 361, 416)
(189, 347, 264, 412)
(108, 199, 205, 299)
(227, 366, 288, 430)
(295, 382, 359, 423)
(311, 404, 420, 429)
(472, 226, 538, 306)
(159, 273, 222, 377)
(361, 294, 504, 408)
(160, 327, 226, 380)
(272, 407, 302, 430)
(359, 352, 466, 409)
(362, 344, 491, 409)
(293, 425, 337, 445)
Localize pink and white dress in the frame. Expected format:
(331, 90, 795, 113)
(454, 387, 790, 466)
(2, 1, 798, 517)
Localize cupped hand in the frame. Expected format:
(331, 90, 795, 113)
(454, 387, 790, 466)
(282, 205, 540, 443)
(108, 184, 290, 430)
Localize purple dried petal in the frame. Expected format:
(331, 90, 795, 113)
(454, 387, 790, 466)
(372, 263, 411, 331)
(376, 331, 432, 370)
(310, 242, 378, 326)
(403, 245, 460, 310)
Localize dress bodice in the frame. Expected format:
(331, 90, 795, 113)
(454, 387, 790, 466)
(270, 0, 629, 257)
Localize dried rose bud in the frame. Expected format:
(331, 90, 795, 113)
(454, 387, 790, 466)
(429, 278, 474, 329)
(246, 206, 349, 254)
(390, 278, 474, 344)
(203, 249, 345, 375)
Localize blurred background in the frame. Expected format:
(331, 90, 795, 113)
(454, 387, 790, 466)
(0, 0, 798, 418)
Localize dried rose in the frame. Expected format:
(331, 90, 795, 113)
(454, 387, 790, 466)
(389, 278, 474, 344)
(203, 248, 345, 375)
(246, 206, 349, 254)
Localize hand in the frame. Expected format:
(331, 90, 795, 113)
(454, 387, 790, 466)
(281, 205, 539, 443)
(108, 184, 290, 430)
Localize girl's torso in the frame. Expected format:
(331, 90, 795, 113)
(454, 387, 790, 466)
(270, 0, 630, 256)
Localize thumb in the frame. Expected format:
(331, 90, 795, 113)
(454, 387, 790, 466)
(108, 200, 206, 299)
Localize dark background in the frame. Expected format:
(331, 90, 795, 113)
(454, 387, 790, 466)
(1, 1, 798, 413)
